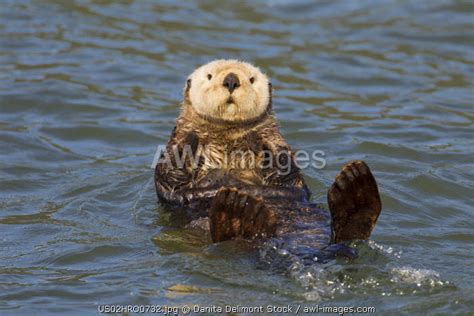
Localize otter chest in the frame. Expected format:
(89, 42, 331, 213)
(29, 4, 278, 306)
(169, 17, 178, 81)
(198, 138, 263, 185)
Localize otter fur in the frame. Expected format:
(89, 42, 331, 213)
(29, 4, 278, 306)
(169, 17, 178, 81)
(154, 60, 382, 261)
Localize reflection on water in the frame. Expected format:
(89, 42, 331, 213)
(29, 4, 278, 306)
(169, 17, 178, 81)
(0, 0, 473, 314)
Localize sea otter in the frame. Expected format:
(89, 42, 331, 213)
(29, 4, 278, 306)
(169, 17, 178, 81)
(154, 60, 381, 261)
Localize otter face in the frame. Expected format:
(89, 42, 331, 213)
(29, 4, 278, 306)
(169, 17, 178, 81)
(186, 60, 271, 122)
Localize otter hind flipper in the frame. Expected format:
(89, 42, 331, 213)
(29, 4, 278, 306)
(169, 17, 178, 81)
(209, 187, 277, 243)
(328, 160, 382, 243)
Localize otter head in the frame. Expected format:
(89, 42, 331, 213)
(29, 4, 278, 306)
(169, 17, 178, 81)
(185, 59, 271, 123)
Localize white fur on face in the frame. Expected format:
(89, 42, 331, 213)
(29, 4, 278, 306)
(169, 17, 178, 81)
(187, 59, 270, 121)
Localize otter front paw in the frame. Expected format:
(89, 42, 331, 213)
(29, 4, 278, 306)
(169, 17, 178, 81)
(209, 187, 277, 243)
(182, 132, 199, 156)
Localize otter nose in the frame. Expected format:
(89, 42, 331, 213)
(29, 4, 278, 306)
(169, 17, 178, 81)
(223, 73, 240, 93)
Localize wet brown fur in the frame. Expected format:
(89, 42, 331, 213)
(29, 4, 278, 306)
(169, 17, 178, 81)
(155, 83, 308, 206)
(155, 61, 382, 249)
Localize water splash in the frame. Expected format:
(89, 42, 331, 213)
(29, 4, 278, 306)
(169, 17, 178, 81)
(259, 239, 453, 301)
(367, 240, 403, 259)
(390, 266, 447, 288)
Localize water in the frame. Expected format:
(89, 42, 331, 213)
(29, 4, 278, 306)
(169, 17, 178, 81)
(1, 0, 473, 314)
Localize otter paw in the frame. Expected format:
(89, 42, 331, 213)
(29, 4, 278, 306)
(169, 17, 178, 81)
(327, 160, 382, 243)
(209, 187, 277, 243)
(183, 132, 199, 156)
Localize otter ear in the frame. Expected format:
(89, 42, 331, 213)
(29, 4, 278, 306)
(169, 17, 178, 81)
(186, 79, 192, 90)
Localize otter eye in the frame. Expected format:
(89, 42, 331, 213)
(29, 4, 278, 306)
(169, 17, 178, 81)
(207, 74, 212, 80)
(250, 77, 255, 84)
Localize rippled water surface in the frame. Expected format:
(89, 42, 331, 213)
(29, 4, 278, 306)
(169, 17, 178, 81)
(1, 0, 473, 314)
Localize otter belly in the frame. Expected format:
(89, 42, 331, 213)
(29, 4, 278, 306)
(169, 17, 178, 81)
(195, 168, 263, 189)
